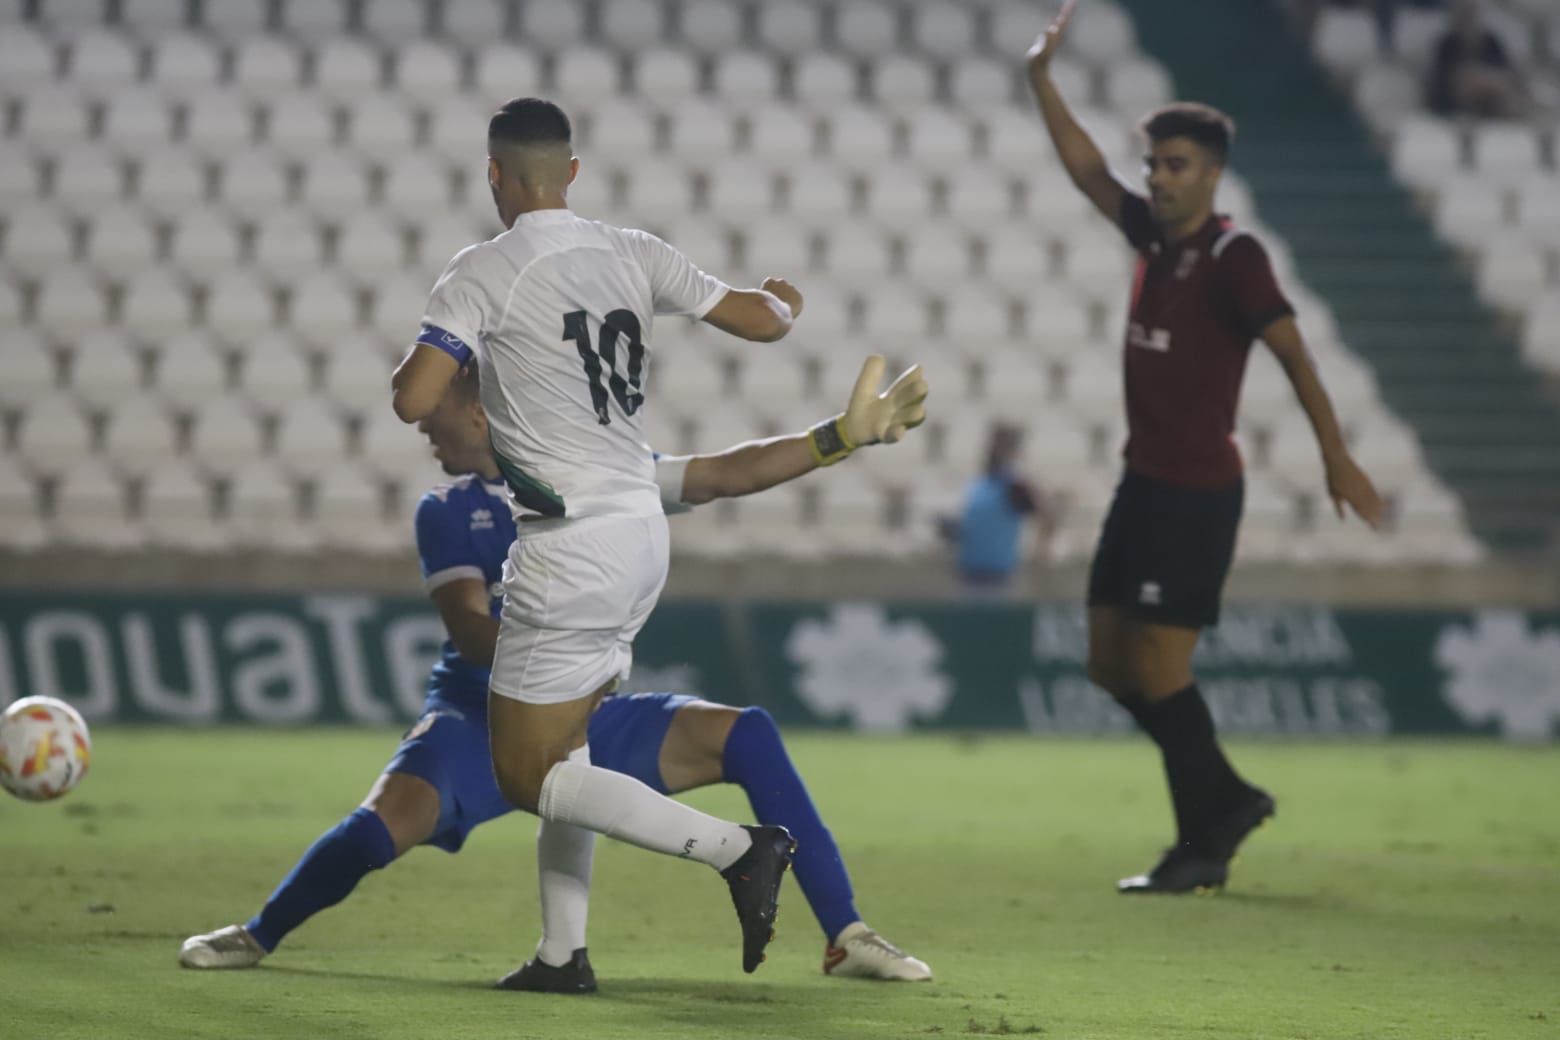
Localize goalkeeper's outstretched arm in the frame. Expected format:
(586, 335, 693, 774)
(673, 355, 929, 505)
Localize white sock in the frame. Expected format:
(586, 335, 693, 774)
(534, 746, 595, 968)
(538, 758, 752, 871)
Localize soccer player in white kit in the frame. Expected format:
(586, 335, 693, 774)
(390, 98, 806, 973)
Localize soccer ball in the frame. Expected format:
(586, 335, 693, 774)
(0, 696, 92, 802)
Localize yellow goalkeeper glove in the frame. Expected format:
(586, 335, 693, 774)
(808, 355, 930, 466)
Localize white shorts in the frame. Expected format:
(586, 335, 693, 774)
(490, 513, 670, 705)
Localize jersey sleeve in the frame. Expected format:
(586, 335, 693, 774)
(624, 230, 730, 319)
(414, 492, 485, 593)
(417, 245, 489, 365)
(1216, 233, 1296, 338)
(652, 453, 695, 515)
(1117, 192, 1159, 252)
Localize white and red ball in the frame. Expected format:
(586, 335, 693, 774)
(0, 696, 92, 802)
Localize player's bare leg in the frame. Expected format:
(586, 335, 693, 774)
(180, 773, 441, 968)
(1112, 620, 1274, 894)
(660, 702, 930, 982)
(489, 686, 794, 973)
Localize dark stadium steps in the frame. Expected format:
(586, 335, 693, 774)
(1119, 0, 1560, 556)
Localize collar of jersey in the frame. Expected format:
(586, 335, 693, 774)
(512, 208, 575, 226)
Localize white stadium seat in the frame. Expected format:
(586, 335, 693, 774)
(1521, 295, 1560, 373)
(901, 223, 974, 289)
(38, 0, 109, 30)
(286, 273, 362, 349)
(296, 151, 372, 216)
(792, 53, 858, 110)
(15, 394, 94, 477)
(599, 0, 668, 50)
(3, 207, 76, 277)
(862, 170, 933, 225)
(1068, 1, 1138, 63)
(98, 88, 176, 145)
(579, 99, 657, 163)
(553, 48, 624, 107)
(910, 2, 978, 59)
(49, 148, 126, 217)
(272, 396, 351, 477)
(146, 33, 220, 99)
(1391, 116, 1464, 191)
(518, 0, 587, 51)
(678, 0, 743, 55)
(824, 226, 891, 288)
(822, 106, 894, 171)
(983, 229, 1050, 295)
(202, 0, 269, 40)
(414, 215, 487, 275)
(747, 106, 816, 161)
(314, 39, 385, 101)
(1432, 176, 1504, 244)
(949, 58, 1014, 109)
(0, 345, 60, 411)
(101, 395, 178, 476)
(141, 464, 227, 551)
(1477, 238, 1550, 312)
(472, 46, 543, 102)
(233, 37, 304, 98)
(1353, 64, 1419, 135)
(663, 102, 739, 164)
(343, 94, 419, 160)
(15, 88, 93, 150)
(870, 55, 937, 111)
(335, 215, 410, 280)
(1313, 7, 1377, 77)
(188, 397, 265, 472)
(238, 343, 312, 409)
(381, 155, 452, 210)
(982, 107, 1060, 175)
(120, 0, 190, 34)
(0, 29, 57, 88)
(756, 3, 822, 55)
(320, 335, 394, 413)
(263, 92, 338, 158)
(704, 162, 775, 219)
(277, 0, 351, 38)
(1516, 179, 1560, 246)
(734, 217, 810, 282)
(440, 0, 508, 45)
(149, 334, 229, 404)
(368, 271, 433, 343)
(390, 40, 462, 98)
(361, 0, 430, 43)
(903, 108, 976, 171)
(0, 459, 48, 550)
(834, 1, 899, 58)
(1472, 124, 1544, 186)
(633, 48, 700, 101)
(226, 462, 308, 550)
(182, 92, 258, 157)
(82, 208, 157, 279)
(945, 169, 1015, 225)
(64, 32, 141, 91)
(54, 462, 142, 550)
(214, 151, 290, 219)
(132, 148, 207, 217)
(35, 271, 110, 342)
(782, 162, 853, 222)
(119, 267, 194, 343)
(316, 470, 399, 552)
(166, 210, 243, 277)
(204, 272, 280, 347)
(710, 51, 782, 105)
(251, 210, 327, 278)
(1104, 59, 1173, 114)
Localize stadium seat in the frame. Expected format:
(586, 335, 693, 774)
(663, 103, 738, 164)
(390, 39, 462, 99)
(286, 273, 362, 349)
(1352, 64, 1420, 135)
(360, 0, 430, 43)
(97, 88, 175, 145)
(900, 223, 974, 289)
(238, 343, 312, 409)
(1061, 235, 1133, 293)
(1390, 116, 1464, 191)
(632, 48, 700, 101)
(821, 223, 891, 287)
(358, 405, 436, 480)
(3, 207, 76, 277)
(439, 0, 508, 45)
(1471, 124, 1544, 186)
(145, 33, 219, 99)
(598, 0, 668, 50)
(315, 469, 400, 552)
(704, 161, 776, 219)
(472, 46, 542, 103)
(0, 459, 48, 550)
(518, 0, 588, 52)
(1104, 59, 1173, 114)
(260, 92, 338, 158)
(381, 154, 452, 210)
(834, 1, 899, 58)
(35, 270, 110, 342)
(711, 51, 783, 106)
(1516, 179, 1560, 246)
(14, 394, 94, 477)
(343, 94, 419, 160)
(149, 334, 229, 404)
(414, 215, 488, 274)
(232, 37, 305, 98)
(202, 0, 269, 40)
(225, 461, 308, 550)
(101, 394, 179, 476)
(944, 285, 1015, 345)
(553, 48, 624, 107)
(213, 150, 290, 220)
(1057, 349, 1119, 412)
(869, 55, 938, 111)
(14, 88, 93, 151)
(119, 0, 190, 34)
(271, 396, 351, 477)
(1068, 1, 1138, 64)
(0, 342, 60, 411)
(37, 0, 109, 30)
(578, 99, 657, 163)
(64, 31, 142, 92)
(320, 335, 394, 413)
(987, 2, 1048, 59)
(791, 53, 858, 110)
(733, 217, 810, 281)
(82, 208, 157, 279)
(49, 147, 127, 217)
(315, 39, 385, 102)
(754, 3, 822, 56)
(335, 216, 410, 280)
(945, 168, 1015, 225)
(369, 271, 436, 342)
(54, 462, 142, 549)
(982, 228, 1051, 295)
(1520, 294, 1560, 372)
(166, 210, 243, 277)
(1313, 7, 1377, 77)
(119, 267, 194, 343)
(141, 463, 227, 551)
(982, 107, 1061, 175)
(903, 107, 976, 171)
(182, 92, 259, 157)
(188, 396, 265, 472)
(1432, 176, 1505, 243)
(204, 272, 280, 347)
(677, 0, 743, 55)
(660, 221, 733, 276)
(0, 28, 57, 88)
(296, 151, 372, 216)
(948, 57, 1014, 110)
(821, 106, 894, 171)
(131, 148, 207, 218)
(862, 169, 933, 226)
(277, 0, 351, 39)
(743, 106, 815, 162)
(1476, 237, 1550, 311)
(781, 162, 853, 222)
(910, 2, 978, 60)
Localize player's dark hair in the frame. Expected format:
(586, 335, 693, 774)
(488, 97, 572, 146)
(1140, 103, 1235, 163)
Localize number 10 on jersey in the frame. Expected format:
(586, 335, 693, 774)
(563, 309, 645, 426)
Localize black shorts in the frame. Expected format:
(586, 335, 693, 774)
(1086, 471, 1244, 629)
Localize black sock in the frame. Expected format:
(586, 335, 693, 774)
(1126, 684, 1245, 850)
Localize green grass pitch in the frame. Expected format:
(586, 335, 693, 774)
(3, 730, 1557, 1039)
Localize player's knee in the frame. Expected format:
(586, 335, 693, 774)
(735, 705, 779, 742)
(491, 751, 547, 814)
(1086, 657, 1128, 698)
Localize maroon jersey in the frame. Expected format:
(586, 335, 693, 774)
(1115, 192, 1293, 488)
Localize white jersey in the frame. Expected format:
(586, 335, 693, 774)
(418, 209, 729, 520)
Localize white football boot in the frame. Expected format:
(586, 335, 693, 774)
(179, 925, 266, 969)
(822, 922, 932, 981)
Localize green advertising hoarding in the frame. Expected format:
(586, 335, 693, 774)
(0, 595, 1556, 740)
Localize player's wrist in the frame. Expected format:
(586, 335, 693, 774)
(808, 414, 856, 467)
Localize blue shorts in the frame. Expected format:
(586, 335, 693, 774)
(384, 692, 696, 853)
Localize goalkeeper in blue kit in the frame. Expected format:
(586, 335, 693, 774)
(180, 356, 932, 986)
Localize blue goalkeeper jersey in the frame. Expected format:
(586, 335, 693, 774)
(414, 474, 515, 720)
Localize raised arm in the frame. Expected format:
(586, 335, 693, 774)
(1261, 315, 1384, 528)
(701, 278, 805, 343)
(676, 355, 928, 504)
(1024, 0, 1132, 225)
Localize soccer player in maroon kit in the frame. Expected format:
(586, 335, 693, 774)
(1025, 1, 1385, 893)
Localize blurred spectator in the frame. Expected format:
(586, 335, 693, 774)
(942, 424, 1053, 588)
(1426, 0, 1530, 118)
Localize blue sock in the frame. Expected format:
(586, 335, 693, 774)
(245, 807, 397, 953)
(722, 707, 859, 944)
